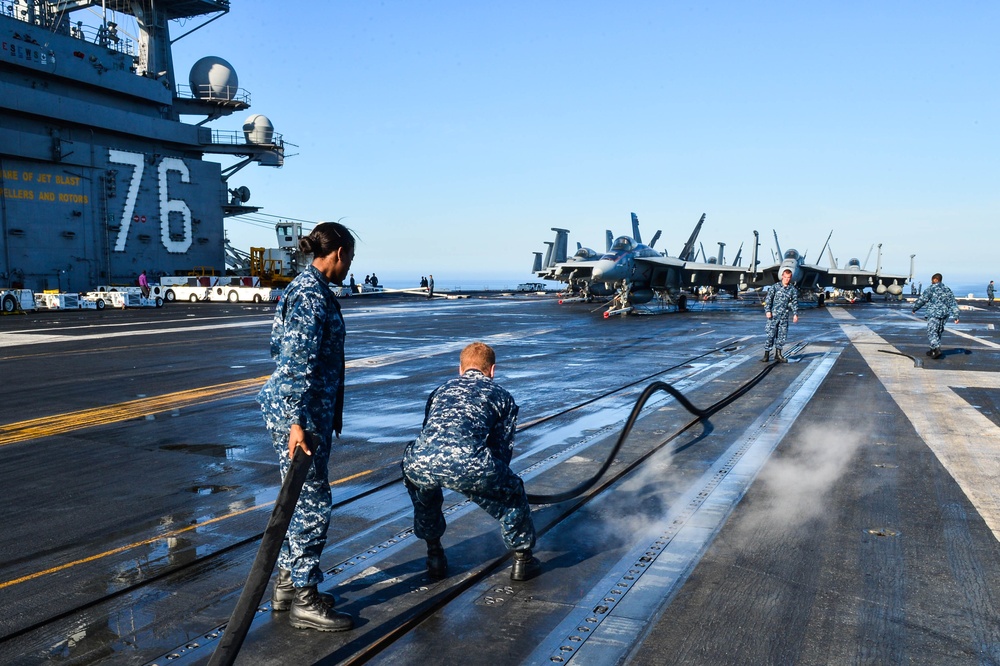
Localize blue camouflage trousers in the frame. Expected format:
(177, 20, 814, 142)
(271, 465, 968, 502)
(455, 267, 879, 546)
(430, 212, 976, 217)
(764, 316, 790, 352)
(266, 420, 333, 588)
(403, 460, 536, 551)
(927, 316, 947, 349)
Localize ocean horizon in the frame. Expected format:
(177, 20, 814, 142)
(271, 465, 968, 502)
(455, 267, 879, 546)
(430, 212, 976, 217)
(348, 274, 997, 298)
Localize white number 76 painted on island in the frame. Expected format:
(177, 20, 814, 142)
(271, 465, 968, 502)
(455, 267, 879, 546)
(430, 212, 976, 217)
(109, 149, 194, 253)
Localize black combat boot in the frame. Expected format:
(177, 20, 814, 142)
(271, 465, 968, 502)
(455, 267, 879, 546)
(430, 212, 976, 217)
(510, 549, 542, 581)
(774, 349, 787, 363)
(426, 538, 448, 580)
(926, 349, 934, 357)
(288, 586, 354, 632)
(930, 347, 942, 359)
(271, 568, 334, 611)
(761, 350, 770, 363)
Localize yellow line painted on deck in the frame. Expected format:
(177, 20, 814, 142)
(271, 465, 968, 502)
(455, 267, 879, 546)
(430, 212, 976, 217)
(0, 469, 374, 591)
(0, 328, 556, 447)
(0, 377, 268, 447)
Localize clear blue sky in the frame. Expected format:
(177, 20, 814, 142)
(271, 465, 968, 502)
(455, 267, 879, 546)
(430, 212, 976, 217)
(166, 1, 998, 287)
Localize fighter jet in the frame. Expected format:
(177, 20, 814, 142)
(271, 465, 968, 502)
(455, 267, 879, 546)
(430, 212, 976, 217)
(534, 217, 914, 315)
(591, 219, 755, 315)
(751, 230, 913, 304)
(534, 228, 611, 300)
(535, 213, 754, 315)
(535, 216, 655, 302)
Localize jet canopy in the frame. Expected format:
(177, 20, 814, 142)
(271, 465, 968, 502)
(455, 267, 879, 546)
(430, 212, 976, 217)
(783, 249, 800, 261)
(609, 236, 637, 253)
(600, 236, 637, 260)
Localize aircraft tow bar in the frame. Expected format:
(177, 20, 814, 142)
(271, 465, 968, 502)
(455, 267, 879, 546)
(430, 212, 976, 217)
(525, 359, 778, 505)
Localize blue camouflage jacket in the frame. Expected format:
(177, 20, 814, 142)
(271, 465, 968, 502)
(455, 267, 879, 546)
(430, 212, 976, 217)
(765, 282, 798, 319)
(403, 369, 519, 473)
(258, 265, 346, 438)
(912, 282, 960, 320)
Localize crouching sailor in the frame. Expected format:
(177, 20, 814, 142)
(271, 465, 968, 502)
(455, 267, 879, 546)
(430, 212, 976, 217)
(258, 222, 356, 632)
(402, 342, 541, 581)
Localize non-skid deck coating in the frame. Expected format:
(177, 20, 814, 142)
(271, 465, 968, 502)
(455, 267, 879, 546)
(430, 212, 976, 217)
(0, 294, 997, 665)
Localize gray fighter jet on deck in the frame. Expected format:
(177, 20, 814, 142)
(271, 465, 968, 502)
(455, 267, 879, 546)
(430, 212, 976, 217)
(750, 230, 913, 304)
(535, 213, 753, 315)
(533, 216, 913, 316)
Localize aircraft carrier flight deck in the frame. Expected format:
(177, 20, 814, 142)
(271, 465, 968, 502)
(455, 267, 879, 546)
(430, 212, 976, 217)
(1, 293, 998, 665)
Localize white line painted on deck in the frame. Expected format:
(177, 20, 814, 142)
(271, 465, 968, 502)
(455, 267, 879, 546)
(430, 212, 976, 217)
(831, 307, 1000, 542)
(529, 349, 842, 664)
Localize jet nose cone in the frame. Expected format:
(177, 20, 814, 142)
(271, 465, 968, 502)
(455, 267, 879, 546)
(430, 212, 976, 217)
(780, 260, 799, 283)
(593, 259, 621, 283)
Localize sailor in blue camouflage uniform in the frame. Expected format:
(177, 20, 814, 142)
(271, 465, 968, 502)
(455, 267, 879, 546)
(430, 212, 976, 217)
(911, 272, 960, 359)
(762, 268, 799, 363)
(257, 221, 356, 632)
(402, 342, 541, 581)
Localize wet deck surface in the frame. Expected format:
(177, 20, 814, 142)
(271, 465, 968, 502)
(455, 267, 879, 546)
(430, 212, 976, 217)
(1, 293, 998, 665)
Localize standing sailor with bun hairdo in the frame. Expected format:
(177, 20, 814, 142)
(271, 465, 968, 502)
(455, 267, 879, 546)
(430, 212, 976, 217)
(258, 221, 356, 632)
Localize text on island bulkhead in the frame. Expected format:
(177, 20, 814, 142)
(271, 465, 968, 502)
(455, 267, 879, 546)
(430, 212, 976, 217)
(2, 169, 88, 204)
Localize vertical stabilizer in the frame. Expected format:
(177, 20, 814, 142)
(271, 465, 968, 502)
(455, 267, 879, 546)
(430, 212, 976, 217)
(649, 230, 662, 249)
(862, 244, 874, 270)
(717, 242, 726, 265)
(543, 242, 554, 269)
(908, 254, 915, 281)
(551, 228, 570, 264)
(751, 231, 760, 277)
(772, 230, 783, 258)
(875, 243, 883, 275)
(532, 252, 543, 274)
(818, 231, 833, 267)
(679, 213, 706, 262)
(630, 213, 642, 244)
(826, 246, 838, 269)
(732, 242, 744, 267)
(605, 230, 613, 252)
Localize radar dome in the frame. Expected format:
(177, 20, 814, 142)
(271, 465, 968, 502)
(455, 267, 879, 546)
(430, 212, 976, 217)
(243, 114, 274, 145)
(189, 56, 239, 100)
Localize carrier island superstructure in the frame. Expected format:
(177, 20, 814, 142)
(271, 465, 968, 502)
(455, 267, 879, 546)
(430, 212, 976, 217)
(0, 0, 284, 293)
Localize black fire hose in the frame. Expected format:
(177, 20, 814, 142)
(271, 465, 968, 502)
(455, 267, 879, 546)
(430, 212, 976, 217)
(526, 362, 776, 504)
(209, 363, 776, 661)
(207, 445, 313, 666)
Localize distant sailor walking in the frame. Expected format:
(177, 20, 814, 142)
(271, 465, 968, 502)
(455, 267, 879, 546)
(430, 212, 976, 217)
(138, 270, 149, 297)
(762, 268, 798, 363)
(427, 274, 435, 299)
(402, 342, 541, 582)
(912, 272, 959, 359)
(988, 280, 995, 306)
(257, 221, 356, 632)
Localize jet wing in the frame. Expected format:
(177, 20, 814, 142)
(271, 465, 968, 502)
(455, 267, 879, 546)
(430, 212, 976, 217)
(678, 260, 754, 290)
(631, 255, 685, 291)
(633, 256, 752, 292)
(544, 259, 600, 282)
(800, 263, 909, 291)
